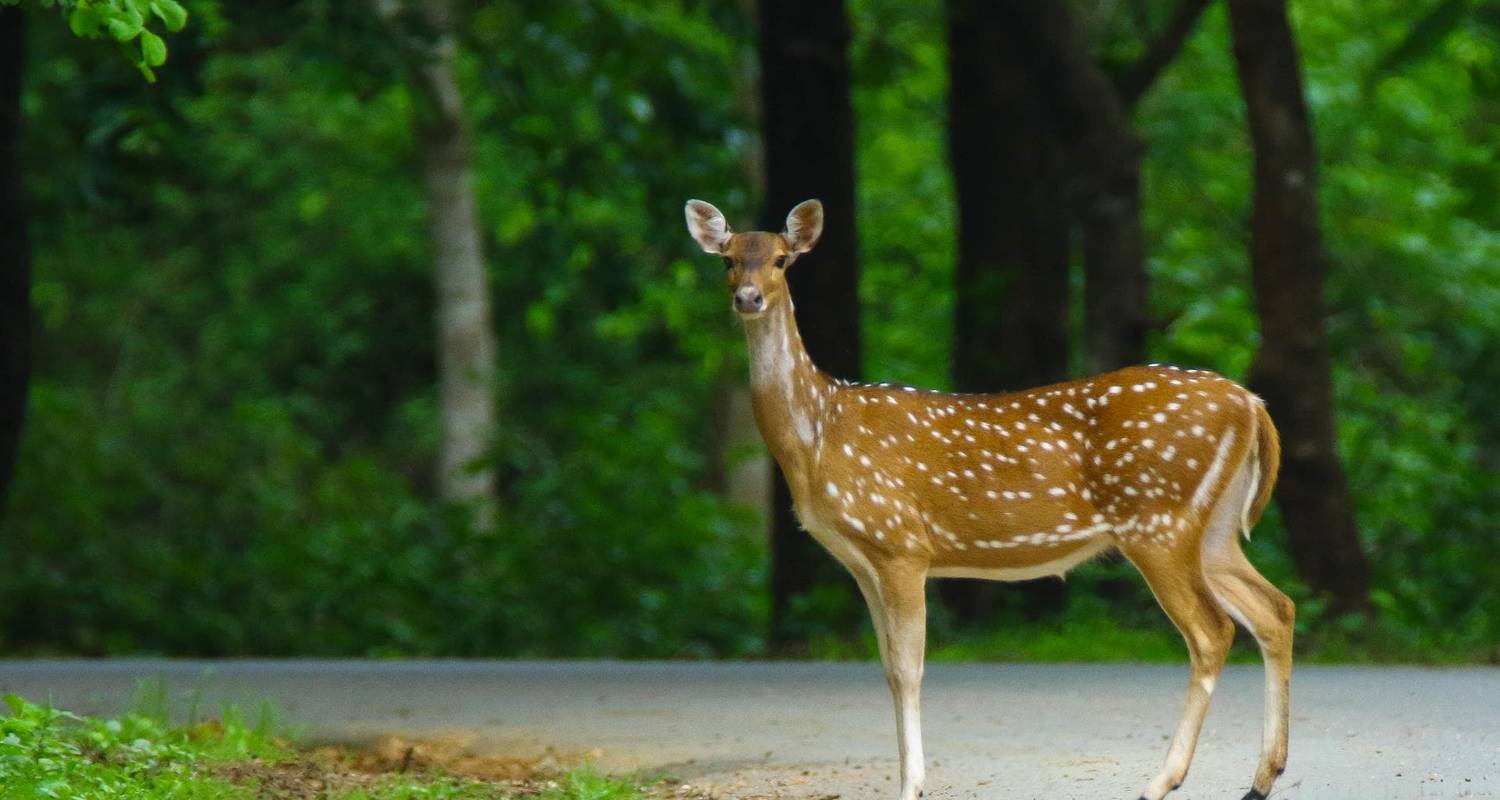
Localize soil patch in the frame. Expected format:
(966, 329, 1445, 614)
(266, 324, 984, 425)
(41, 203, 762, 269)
(212, 734, 715, 799)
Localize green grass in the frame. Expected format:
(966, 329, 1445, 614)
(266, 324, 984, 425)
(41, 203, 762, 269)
(0, 693, 661, 800)
(329, 770, 655, 800)
(809, 616, 1191, 663)
(805, 591, 1500, 666)
(0, 692, 274, 799)
(343, 771, 664, 800)
(812, 624, 1500, 665)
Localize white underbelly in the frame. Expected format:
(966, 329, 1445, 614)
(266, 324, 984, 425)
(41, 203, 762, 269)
(928, 538, 1113, 582)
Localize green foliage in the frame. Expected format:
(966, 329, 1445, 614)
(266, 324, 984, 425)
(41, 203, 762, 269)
(3, 0, 187, 80)
(0, 693, 280, 799)
(334, 770, 659, 800)
(333, 769, 657, 800)
(1135, 0, 1500, 657)
(811, 590, 1191, 663)
(851, 0, 956, 390)
(3, 0, 766, 659)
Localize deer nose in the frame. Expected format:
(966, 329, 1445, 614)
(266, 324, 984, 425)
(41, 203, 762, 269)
(734, 285, 765, 314)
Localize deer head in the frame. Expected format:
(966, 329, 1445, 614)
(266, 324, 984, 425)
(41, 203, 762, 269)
(684, 199, 823, 318)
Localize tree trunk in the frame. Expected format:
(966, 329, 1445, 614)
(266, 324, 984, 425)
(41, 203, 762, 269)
(759, 0, 862, 646)
(1076, 125, 1148, 376)
(705, 0, 772, 526)
(946, 0, 1073, 402)
(1023, 1, 1151, 375)
(943, 0, 1074, 621)
(412, 0, 498, 527)
(1086, 0, 1215, 373)
(0, 7, 28, 514)
(1228, 0, 1371, 613)
(707, 377, 771, 511)
(941, 1, 1197, 620)
(1076, 0, 1219, 374)
(1080, 165, 1148, 374)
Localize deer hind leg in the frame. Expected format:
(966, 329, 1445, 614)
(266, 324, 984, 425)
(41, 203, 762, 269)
(1204, 536, 1295, 799)
(1124, 544, 1235, 800)
(854, 561, 928, 800)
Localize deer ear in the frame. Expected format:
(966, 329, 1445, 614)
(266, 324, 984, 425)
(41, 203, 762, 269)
(685, 199, 733, 254)
(783, 199, 823, 254)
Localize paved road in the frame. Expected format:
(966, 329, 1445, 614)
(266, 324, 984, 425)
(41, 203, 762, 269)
(0, 660, 1495, 798)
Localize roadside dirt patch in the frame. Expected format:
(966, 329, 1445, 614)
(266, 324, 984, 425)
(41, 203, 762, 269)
(213, 734, 716, 799)
(312, 733, 565, 780)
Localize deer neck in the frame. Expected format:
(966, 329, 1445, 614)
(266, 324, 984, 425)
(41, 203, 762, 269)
(743, 299, 832, 481)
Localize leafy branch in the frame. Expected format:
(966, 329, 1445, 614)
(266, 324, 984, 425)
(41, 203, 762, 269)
(0, 0, 188, 80)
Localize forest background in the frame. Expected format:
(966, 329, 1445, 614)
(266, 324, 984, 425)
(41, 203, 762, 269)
(1, 0, 1496, 662)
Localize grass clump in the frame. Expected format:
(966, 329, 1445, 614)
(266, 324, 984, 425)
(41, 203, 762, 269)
(0, 694, 674, 800)
(335, 769, 659, 800)
(0, 692, 276, 799)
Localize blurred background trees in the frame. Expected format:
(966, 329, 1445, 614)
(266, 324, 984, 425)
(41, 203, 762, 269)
(376, 0, 501, 528)
(1228, 0, 1371, 611)
(758, 0, 865, 646)
(0, 0, 1497, 660)
(0, 5, 27, 516)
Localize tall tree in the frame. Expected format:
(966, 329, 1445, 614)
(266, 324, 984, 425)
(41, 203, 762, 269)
(1064, 26, 1148, 377)
(943, 0, 1074, 620)
(0, 6, 27, 512)
(706, 5, 772, 520)
(1228, 0, 1371, 612)
(378, 0, 499, 527)
(759, 0, 862, 645)
(1034, 0, 1217, 377)
(946, 0, 1073, 394)
(942, 0, 1213, 621)
(945, 0, 1215, 388)
(1090, 0, 1213, 373)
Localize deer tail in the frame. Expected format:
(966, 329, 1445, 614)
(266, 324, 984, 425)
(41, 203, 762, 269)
(1242, 395, 1281, 538)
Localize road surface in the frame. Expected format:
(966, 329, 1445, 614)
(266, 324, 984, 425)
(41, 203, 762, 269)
(1, 660, 1495, 798)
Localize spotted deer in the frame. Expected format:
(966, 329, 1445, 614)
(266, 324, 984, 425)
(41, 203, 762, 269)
(686, 198, 1295, 800)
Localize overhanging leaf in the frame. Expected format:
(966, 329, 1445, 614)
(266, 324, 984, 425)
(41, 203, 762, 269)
(140, 28, 167, 66)
(106, 16, 143, 42)
(150, 0, 188, 33)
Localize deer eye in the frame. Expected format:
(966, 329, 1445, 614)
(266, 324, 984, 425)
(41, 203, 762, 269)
(722, 256, 733, 270)
(774, 255, 787, 269)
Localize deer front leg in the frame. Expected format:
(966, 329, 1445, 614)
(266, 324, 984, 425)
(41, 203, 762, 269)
(857, 563, 928, 800)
